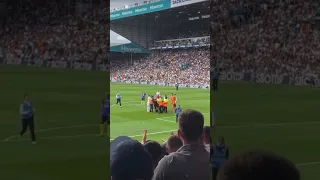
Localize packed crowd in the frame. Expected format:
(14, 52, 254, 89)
(111, 49, 210, 86)
(0, 0, 108, 65)
(211, 0, 320, 78)
(151, 36, 210, 49)
(110, 109, 211, 180)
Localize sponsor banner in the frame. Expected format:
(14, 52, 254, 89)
(171, 0, 207, 8)
(110, 0, 171, 20)
(219, 72, 320, 88)
(110, 43, 150, 54)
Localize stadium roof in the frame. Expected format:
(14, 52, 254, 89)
(110, 43, 150, 54)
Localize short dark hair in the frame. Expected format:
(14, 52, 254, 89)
(143, 141, 163, 167)
(178, 109, 204, 141)
(217, 150, 300, 180)
(167, 135, 183, 149)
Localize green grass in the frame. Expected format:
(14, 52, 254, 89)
(213, 81, 320, 180)
(0, 65, 109, 180)
(110, 83, 210, 142)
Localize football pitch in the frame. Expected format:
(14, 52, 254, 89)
(213, 82, 320, 180)
(0, 65, 109, 180)
(110, 83, 210, 142)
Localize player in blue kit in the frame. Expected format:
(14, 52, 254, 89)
(141, 92, 146, 105)
(175, 105, 182, 123)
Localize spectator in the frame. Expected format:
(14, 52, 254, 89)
(217, 150, 300, 180)
(153, 109, 210, 180)
(143, 140, 164, 170)
(165, 135, 183, 154)
(110, 136, 154, 180)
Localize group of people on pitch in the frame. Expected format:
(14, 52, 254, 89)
(146, 93, 178, 114)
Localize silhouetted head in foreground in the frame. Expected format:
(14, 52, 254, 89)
(217, 149, 300, 180)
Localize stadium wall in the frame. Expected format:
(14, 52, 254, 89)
(219, 71, 320, 88)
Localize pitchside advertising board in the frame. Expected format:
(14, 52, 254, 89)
(110, 0, 208, 20)
(219, 71, 320, 88)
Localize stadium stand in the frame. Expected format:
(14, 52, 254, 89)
(0, 0, 109, 68)
(111, 48, 210, 86)
(211, 0, 320, 79)
(110, 8, 210, 87)
(211, 0, 319, 179)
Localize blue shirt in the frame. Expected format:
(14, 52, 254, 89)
(116, 93, 121, 99)
(211, 145, 228, 168)
(101, 99, 110, 116)
(175, 107, 181, 115)
(20, 101, 33, 119)
(175, 83, 179, 87)
(142, 93, 146, 98)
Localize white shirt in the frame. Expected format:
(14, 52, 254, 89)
(156, 91, 160, 96)
(147, 97, 152, 105)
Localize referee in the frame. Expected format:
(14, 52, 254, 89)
(19, 94, 36, 144)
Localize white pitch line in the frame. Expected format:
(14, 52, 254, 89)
(4, 136, 17, 141)
(3, 123, 97, 141)
(1, 129, 177, 143)
(296, 161, 320, 167)
(1, 134, 102, 143)
(156, 118, 176, 123)
(110, 129, 176, 141)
